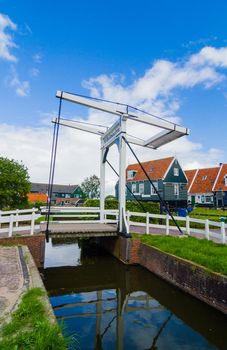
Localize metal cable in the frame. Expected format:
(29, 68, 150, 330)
(122, 136, 183, 235)
(106, 159, 147, 213)
(45, 94, 62, 241)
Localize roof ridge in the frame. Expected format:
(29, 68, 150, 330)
(212, 163, 223, 191)
(188, 168, 199, 193)
(127, 156, 174, 168)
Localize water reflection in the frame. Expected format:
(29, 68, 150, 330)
(42, 238, 227, 349)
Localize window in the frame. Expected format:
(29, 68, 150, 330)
(127, 170, 136, 180)
(174, 183, 179, 196)
(205, 196, 211, 203)
(139, 183, 144, 194)
(65, 194, 70, 198)
(202, 175, 207, 180)
(174, 168, 179, 176)
(201, 195, 205, 203)
(132, 183, 137, 193)
(151, 182, 158, 195)
(225, 175, 227, 186)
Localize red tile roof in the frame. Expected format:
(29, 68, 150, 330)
(126, 157, 174, 181)
(213, 164, 227, 191)
(185, 167, 219, 194)
(185, 169, 197, 190)
(28, 193, 47, 203)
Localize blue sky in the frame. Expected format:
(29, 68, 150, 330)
(0, 1, 227, 189)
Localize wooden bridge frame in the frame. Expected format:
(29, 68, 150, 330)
(54, 91, 189, 235)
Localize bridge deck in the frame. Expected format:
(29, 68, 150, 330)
(40, 222, 118, 237)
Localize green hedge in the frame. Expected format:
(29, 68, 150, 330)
(84, 199, 160, 223)
(84, 199, 159, 213)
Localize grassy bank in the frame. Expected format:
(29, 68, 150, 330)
(0, 288, 69, 350)
(133, 234, 227, 276)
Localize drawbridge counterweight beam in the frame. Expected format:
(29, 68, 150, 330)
(52, 89, 190, 237)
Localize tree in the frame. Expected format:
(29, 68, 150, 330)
(81, 174, 100, 199)
(0, 157, 31, 209)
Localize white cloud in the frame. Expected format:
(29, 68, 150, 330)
(0, 13, 17, 62)
(7, 67, 30, 96)
(29, 67, 40, 77)
(1, 46, 227, 194)
(189, 46, 227, 68)
(32, 53, 43, 63)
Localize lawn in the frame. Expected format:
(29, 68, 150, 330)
(0, 288, 71, 350)
(189, 207, 227, 222)
(133, 234, 227, 276)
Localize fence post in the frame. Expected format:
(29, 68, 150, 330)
(166, 214, 169, 235)
(15, 209, 19, 228)
(30, 208, 35, 235)
(9, 214, 14, 237)
(186, 216, 190, 235)
(146, 212, 149, 235)
(221, 221, 226, 244)
(205, 219, 209, 240)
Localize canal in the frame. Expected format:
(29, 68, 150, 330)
(42, 238, 227, 350)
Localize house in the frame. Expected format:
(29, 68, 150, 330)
(30, 183, 85, 206)
(27, 193, 48, 203)
(185, 163, 227, 208)
(212, 163, 227, 208)
(116, 156, 188, 208)
(185, 167, 219, 206)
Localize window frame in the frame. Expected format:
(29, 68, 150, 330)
(139, 183, 144, 194)
(174, 167, 179, 176)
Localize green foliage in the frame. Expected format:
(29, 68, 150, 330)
(84, 198, 159, 212)
(81, 174, 100, 199)
(0, 157, 30, 210)
(84, 199, 160, 222)
(0, 288, 69, 350)
(133, 234, 227, 276)
(105, 195, 116, 201)
(30, 201, 47, 209)
(190, 207, 227, 222)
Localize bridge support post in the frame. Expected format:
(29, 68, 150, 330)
(100, 147, 106, 223)
(118, 117, 128, 235)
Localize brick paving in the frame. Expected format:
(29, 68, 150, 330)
(0, 247, 25, 322)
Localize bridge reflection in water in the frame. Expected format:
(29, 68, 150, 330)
(42, 238, 227, 350)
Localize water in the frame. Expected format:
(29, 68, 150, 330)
(42, 238, 227, 349)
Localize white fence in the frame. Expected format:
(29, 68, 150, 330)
(0, 208, 40, 237)
(40, 206, 118, 224)
(1, 206, 227, 244)
(126, 211, 227, 244)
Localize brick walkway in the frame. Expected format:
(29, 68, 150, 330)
(0, 247, 26, 322)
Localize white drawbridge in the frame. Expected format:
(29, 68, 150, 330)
(53, 90, 189, 236)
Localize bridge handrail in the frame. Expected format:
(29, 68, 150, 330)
(0, 207, 40, 237)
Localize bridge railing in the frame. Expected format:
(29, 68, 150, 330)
(40, 207, 118, 224)
(0, 208, 41, 237)
(126, 211, 227, 244)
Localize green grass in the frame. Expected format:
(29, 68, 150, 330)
(190, 208, 227, 221)
(0, 288, 70, 350)
(133, 234, 227, 276)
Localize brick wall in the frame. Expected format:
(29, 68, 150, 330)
(0, 234, 45, 268)
(99, 236, 227, 314)
(139, 244, 227, 314)
(99, 236, 141, 264)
